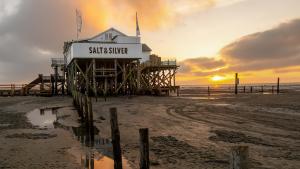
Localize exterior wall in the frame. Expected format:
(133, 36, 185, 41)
(114, 36, 140, 44)
(66, 42, 142, 65)
(141, 51, 150, 63)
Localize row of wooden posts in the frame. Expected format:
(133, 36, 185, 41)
(206, 76, 281, 96)
(0, 84, 30, 96)
(72, 91, 250, 169)
(234, 74, 280, 95)
(72, 91, 150, 169)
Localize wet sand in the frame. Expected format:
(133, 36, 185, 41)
(0, 92, 300, 169)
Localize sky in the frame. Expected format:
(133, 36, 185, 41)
(0, 0, 300, 85)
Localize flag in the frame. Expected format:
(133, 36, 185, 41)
(76, 9, 82, 39)
(136, 12, 140, 37)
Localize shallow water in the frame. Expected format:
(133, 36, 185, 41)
(72, 122, 132, 169)
(26, 107, 132, 169)
(26, 108, 57, 128)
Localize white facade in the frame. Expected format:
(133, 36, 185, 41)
(65, 28, 150, 65)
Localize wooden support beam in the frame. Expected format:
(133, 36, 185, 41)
(92, 59, 97, 100)
(230, 146, 249, 169)
(139, 128, 149, 169)
(114, 59, 118, 93)
(110, 108, 123, 169)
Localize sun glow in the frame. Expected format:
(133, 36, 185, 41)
(211, 75, 226, 82)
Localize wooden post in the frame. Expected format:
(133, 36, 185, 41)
(235, 73, 239, 95)
(104, 77, 108, 101)
(10, 84, 13, 96)
(277, 77, 280, 94)
(84, 95, 88, 121)
(139, 128, 149, 169)
(92, 59, 97, 101)
(243, 86, 246, 93)
(88, 96, 93, 123)
(261, 86, 264, 93)
(114, 59, 118, 94)
(110, 107, 123, 169)
(208, 86, 210, 96)
(250, 86, 253, 93)
(272, 86, 274, 94)
(230, 146, 249, 169)
(54, 66, 58, 95)
(62, 79, 65, 95)
(51, 75, 55, 96)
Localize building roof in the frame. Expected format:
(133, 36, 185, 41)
(89, 27, 127, 41)
(142, 44, 152, 52)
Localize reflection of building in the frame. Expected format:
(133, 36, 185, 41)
(63, 28, 179, 96)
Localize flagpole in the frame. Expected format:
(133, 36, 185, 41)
(76, 9, 78, 40)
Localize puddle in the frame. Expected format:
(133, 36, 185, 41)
(262, 92, 273, 95)
(26, 107, 133, 169)
(26, 108, 57, 129)
(72, 122, 132, 169)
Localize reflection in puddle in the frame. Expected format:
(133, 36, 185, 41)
(72, 121, 132, 169)
(27, 107, 132, 169)
(26, 108, 57, 128)
(80, 152, 131, 169)
(262, 92, 272, 95)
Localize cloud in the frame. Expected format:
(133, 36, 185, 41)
(0, 0, 232, 83)
(220, 19, 300, 71)
(0, 0, 21, 23)
(179, 57, 226, 76)
(179, 18, 300, 79)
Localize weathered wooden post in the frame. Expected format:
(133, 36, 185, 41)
(277, 77, 280, 94)
(272, 86, 274, 94)
(208, 86, 210, 96)
(84, 95, 88, 121)
(51, 75, 55, 96)
(10, 84, 13, 96)
(250, 86, 253, 93)
(139, 128, 149, 169)
(243, 86, 246, 93)
(230, 146, 249, 169)
(88, 96, 93, 123)
(261, 86, 264, 93)
(54, 66, 58, 95)
(110, 107, 123, 169)
(235, 73, 239, 95)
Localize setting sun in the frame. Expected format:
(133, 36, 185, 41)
(211, 75, 226, 82)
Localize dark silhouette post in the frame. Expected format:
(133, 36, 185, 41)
(139, 128, 149, 169)
(208, 86, 210, 96)
(277, 77, 280, 94)
(110, 107, 123, 169)
(235, 73, 239, 95)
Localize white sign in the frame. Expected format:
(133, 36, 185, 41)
(66, 43, 142, 65)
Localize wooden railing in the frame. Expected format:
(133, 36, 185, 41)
(0, 83, 51, 96)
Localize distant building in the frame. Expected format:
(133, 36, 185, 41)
(64, 28, 152, 65)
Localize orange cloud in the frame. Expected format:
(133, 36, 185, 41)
(76, 0, 226, 32)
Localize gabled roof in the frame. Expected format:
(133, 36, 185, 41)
(88, 27, 127, 41)
(142, 44, 152, 52)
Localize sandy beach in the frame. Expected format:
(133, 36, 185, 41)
(0, 91, 300, 169)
